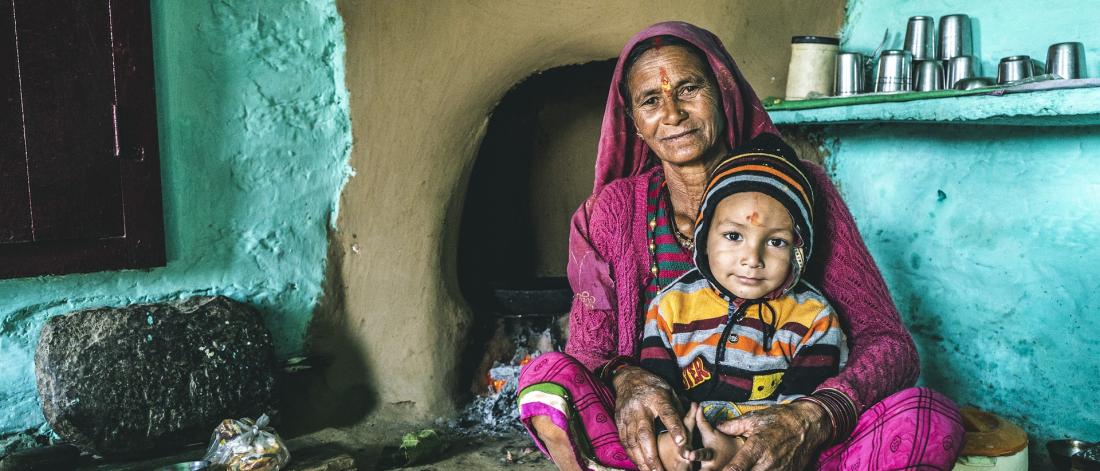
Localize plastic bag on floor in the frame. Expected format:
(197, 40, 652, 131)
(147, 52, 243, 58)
(202, 414, 290, 471)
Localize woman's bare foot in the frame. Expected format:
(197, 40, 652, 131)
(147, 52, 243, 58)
(530, 415, 584, 471)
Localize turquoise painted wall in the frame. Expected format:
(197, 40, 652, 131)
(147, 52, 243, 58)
(824, 0, 1100, 467)
(0, 0, 351, 436)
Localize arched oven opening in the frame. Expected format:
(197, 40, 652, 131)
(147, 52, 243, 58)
(455, 59, 614, 431)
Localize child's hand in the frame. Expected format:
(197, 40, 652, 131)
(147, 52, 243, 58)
(689, 403, 746, 471)
(657, 403, 700, 471)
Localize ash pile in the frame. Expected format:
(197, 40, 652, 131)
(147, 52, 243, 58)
(456, 314, 567, 436)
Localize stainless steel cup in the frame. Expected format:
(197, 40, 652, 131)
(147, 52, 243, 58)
(834, 52, 866, 96)
(1046, 42, 1087, 79)
(875, 50, 912, 92)
(937, 14, 973, 60)
(953, 77, 996, 90)
(998, 55, 1035, 83)
(904, 16, 935, 60)
(946, 55, 982, 89)
(914, 60, 945, 91)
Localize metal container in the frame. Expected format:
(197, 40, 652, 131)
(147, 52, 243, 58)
(834, 52, 866, 96)
(914, 60, 945, 91)
(153, 461, 210, 471)
(947, 55, 982, 89)
(997, 55, 1035, 84)
(1073, 453, 1100, 471)
(953, 77, 996, 90)
(874, 50, 912, 92)
(1048, 439, 1097, 471)
(1046, 42, 1087, 79)
(938, 14, 973, 60)
(904, 16, 935, 60)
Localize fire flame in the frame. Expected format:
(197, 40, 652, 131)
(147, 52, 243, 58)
(487, 371, 507, 393)
(486, 354, 536, 393)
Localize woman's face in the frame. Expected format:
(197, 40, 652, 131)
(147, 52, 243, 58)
(626, 45, 726, 167)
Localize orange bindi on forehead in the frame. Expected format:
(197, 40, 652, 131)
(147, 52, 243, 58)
(747, 195, 763, 225)
(747, 211, 761, 226)
(626, 45, 711, 100)
(716, 193, 792, 230)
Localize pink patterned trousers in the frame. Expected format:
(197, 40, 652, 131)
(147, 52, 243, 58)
(518, 352, 964, 471)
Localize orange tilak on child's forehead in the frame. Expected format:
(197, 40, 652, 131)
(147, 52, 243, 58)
(718, 193, 791, 230)
(745, 194, 763, 226)
(747, 211, 761, 226)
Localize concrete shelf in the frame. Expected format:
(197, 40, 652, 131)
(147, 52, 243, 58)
(766, 83, 1100, 126)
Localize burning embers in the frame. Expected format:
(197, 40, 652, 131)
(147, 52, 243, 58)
(458, 315, 566, 435)
(488, 354, 532, 394)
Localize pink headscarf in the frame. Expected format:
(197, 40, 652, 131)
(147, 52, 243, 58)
(568, 21, 779, 311)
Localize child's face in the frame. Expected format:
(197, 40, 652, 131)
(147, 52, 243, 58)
(706, 192, 795, 299)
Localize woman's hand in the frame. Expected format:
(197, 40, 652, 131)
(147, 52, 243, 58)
(612, 366, 688, 471)
(714, 401, 831, 471)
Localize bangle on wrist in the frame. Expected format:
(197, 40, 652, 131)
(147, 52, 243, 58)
(797, 389, 859, 446)
(796, 395, 836, 444)
(597, 355, 639, 382)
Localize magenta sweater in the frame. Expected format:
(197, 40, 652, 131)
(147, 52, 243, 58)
(564, 163, 918, 413)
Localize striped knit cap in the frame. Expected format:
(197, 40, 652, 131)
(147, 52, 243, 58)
(692, 133, 815, 300)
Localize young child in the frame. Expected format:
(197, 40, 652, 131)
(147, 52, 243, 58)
(640, 134, 848, 470)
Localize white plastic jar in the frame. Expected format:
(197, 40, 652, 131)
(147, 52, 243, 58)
(785, 36, 840, 100)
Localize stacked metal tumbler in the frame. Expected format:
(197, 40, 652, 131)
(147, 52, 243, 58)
(1046, 42, 1087, 79)
(937, 14, 973, 60)
(875, 50, 912, 92)
(881, 14, 985, 91)
(831, 12, 1088, 95)
(834, 52, 865, 96)
(939, 14, 983, 89)
(905, 16, 944, 92)
(905, 16, 935, 61)
(997, 55, 1036, 84)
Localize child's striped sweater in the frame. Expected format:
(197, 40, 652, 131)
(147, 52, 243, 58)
(640, 270, 847, 415)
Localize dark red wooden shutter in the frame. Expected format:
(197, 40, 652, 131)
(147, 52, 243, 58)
(17, 0, 126, 242)
(1, 5, 33, 244)
(1, 0, 164, 278)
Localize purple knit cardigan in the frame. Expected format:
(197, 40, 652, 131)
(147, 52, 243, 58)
(564, 164, 918, 414)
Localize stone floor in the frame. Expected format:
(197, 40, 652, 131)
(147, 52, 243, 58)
(376, 433, 557, 471)
(66, 419, 557, 470)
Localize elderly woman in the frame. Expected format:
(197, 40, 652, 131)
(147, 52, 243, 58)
(517, 22, 962, 471)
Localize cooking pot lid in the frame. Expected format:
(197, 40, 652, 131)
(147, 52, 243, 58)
(959, 407, 1029, 457)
